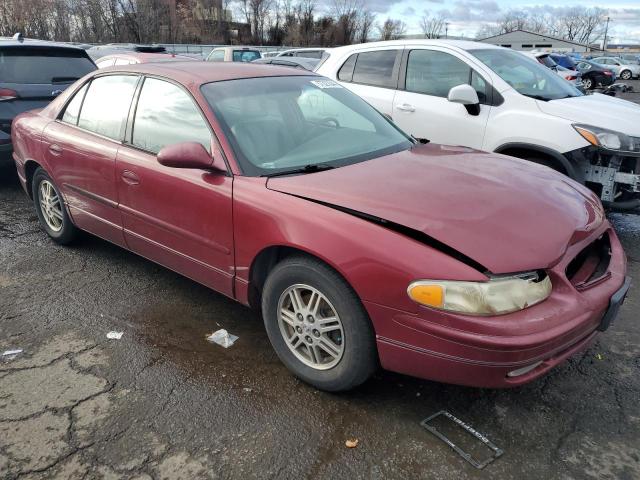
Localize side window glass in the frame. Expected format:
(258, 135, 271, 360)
(470, 70, 488, 104)
(114, 58, 132, 65)
(406, 50, 470, 98)
(78, 75, 138, 140)
(132, 78, 211, 154)
(61, 83, 88, 125)
(338, 54, 357, 82)
(352, 50, 399, 88)
(209, 50, 225, 62)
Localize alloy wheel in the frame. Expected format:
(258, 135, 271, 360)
(39, 180, 64, 232)
(277, 284, 345, 370)
(621, 70, 632, 80)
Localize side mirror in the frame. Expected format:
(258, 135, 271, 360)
(157, 142, 226, 172)
(447, 84, 481, 116)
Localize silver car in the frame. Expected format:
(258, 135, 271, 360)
(591, 57, 640, 80)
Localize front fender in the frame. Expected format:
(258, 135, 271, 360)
(232, 176, 487, 314)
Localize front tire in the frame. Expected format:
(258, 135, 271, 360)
(620, 70, 632, 80)
(32, 168, 78, 245)
(261, 256, 377, 391)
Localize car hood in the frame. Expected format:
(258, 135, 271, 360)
(267, 144, 604, 274)
(536, 93, 640, 136)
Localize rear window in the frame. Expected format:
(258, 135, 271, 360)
(0, 47, 95, 84)
(232, 50, 261, 62)
(351, 50, 399, 88)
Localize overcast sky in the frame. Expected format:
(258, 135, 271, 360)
(356, 0, 640, 43)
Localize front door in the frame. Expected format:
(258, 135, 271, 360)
(115, 77, 234, 296)
(42, 74, 140, 247)
(392, 48, 490, 149)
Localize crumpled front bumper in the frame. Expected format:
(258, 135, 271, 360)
(367, 221, 628, 388)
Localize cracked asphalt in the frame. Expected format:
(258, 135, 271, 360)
(1, 83, 640, 480)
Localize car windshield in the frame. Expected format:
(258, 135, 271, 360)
(232, 50, 261, 62)
(201, 76, 412, 176)
(0, 47, 95, 84)
(470, 48, 583, 101)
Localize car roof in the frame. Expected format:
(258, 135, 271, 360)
(99, 61, 316, 84)
(98, 52, 196, 62)
(0, 37, 87, 51)
(326, 39, 502, 54)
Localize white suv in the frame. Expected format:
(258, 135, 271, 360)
(316, 40, 640, 209)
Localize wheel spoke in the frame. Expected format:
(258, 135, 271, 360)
(289, 335, 302, 349)
(289, 289, 304, 312)
(318, 337, 340, 359)
(280, 308, 297, 327)
(317, 316, 340, 332)
(50, 208, 63, 220)
(307, 291, 321, 315)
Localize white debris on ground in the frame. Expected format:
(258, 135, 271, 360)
(106, 331, 124, 340)
(206, 329, 238, 348)
(1, 349, 23, 360)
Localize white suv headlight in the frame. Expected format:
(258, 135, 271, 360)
(574, 124, 638, 152)
(407, 272, 552, 316)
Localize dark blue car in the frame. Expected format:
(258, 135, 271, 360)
(0, 34, 96, 161)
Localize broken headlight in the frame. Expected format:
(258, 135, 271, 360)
(407, 272, 552, 316)
(573, 124, 639, 153)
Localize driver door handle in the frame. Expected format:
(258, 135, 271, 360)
(395, 103, 415, 112)
(48, 144, 62, 156)
(121, 170, 140, 186)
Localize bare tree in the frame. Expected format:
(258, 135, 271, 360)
(378, 18, 405, 41)
(357, 9, 375, 43)
(420, 13, 445, 39)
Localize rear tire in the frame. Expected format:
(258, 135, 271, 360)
(583, 77, 593, 90)
(620, 70, 632, 80)
(32, 168, 78, 245)
(261, 255, 377, 391)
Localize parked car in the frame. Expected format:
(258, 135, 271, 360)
(95, 52, 198, 68)
(519, 52, 583, 89)
(205, 47, 261, 62)
(620, 54, 640, 65)
(591, 57, 640, 80)
(317, 40, 640, 209)
(260, 51, 281, 58)
(0, 34, 96, 162)
(252, 56, 319, 70)
(549, 53, 577, 70)
(11, 62, 629, 391)
(575, 59, 616, 90)
(276, 48, 328, 59)
(88, 44, 166, 60)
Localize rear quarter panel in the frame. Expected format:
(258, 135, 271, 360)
(11, 111, 50, 187)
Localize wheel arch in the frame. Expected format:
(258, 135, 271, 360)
(24, 159, 43, 199)
(247, 244, 356, 310)
(494, 142, 577, 179)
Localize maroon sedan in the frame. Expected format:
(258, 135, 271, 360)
(11, 63, 629, 391)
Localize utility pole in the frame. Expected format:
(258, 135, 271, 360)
(603, 16, 610, 51)
(445, 22, 449, 39)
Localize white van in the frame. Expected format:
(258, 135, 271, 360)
(316, 40, 640, 209)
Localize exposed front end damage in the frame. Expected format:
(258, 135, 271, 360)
(565, 145, 640, 210)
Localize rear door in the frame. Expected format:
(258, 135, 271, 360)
(0, 46, 96, 143)
(334, 48, 401, 118)
(392, 47, 491, 149)
(115, 76, 234, 296)
(42, 74, 139, 247)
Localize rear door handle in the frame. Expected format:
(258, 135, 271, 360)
(395, 103, 415, 112)
(121, 170, 140, 186)
(49, 144, 62, 156)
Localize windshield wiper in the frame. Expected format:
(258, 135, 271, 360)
(263, 163, 335, 178)
(522, 93, 550, 101)
(51, 76, 80, 84)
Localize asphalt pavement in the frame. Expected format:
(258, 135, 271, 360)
(1, 82, 639, 480)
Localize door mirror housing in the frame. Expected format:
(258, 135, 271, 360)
(447, 84, 481, 116)
(157, 142, 226, 172)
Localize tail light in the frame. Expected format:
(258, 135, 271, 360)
(604, 71, 612, 76)
(0, 88, 18, 101)
(565, 75, 578, 81)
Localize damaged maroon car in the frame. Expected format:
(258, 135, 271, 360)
(11, 62, 630, 391)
